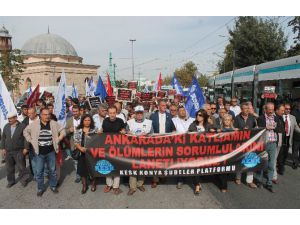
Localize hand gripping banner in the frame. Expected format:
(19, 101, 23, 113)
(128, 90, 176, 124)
(85, 129, 268, 177)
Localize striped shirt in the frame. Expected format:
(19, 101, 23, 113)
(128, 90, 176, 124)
(38, 121, 55, 155)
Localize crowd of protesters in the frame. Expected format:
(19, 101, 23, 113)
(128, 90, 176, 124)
(1, 92, 300, 197)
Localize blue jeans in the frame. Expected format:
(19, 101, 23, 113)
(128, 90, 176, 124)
(36, 151, 57, 191)
(257, 142, 277, 186)
(29, 150, 37, 179)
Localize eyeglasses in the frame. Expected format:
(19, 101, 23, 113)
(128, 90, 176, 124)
(197, 114, 203, 117)
(285, 108, 291, 110)
(211, 108, 216, 110)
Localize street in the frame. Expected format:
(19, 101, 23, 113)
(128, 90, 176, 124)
(0, 158, 299, 209)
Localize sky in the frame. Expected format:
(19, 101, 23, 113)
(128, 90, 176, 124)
(0, 16, 295, 81)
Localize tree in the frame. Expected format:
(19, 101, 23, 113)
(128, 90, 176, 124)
(174, 61, 198, 88)
(163, 75, 172, 86)
(0, 49, 24, 91)
(197, 73, 209, 87)
(218, 17, 287, 73)
(287, 16, 300, 57)
(115, 80, 127, 88)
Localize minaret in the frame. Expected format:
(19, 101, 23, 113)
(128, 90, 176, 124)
(109, 52, 116, 87)
(0, 25, 12, 53)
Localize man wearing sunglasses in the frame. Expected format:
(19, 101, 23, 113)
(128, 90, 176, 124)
(210, 103, 219, 119)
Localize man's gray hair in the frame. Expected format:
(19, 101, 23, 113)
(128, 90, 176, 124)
(98, 103, 108, 110)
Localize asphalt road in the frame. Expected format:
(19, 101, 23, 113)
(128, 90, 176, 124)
(0, 158, 299, 209)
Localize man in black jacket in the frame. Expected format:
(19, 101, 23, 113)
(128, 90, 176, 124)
(291, 101, 300, 169)
(272, 104, 286, 183)
(257, 102, 281, 193)
(233, 102, 258, 188)
(0, 112, 31, 188)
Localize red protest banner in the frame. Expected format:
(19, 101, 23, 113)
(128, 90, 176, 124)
(116, 88, 133, 102)
(141, 92, 153, 101)
(105, 96, 116, 106)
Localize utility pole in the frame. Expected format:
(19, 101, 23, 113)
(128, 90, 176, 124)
(231, 49, 236, 98)
(113, 63, 117, 83)
(138, 72, 141, 91)
(129, 39, 136, 81)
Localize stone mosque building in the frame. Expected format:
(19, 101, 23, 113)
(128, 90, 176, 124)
(19, 29, 99, 95)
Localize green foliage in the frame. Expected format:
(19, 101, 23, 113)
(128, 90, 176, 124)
(174, 61, 198, 88)
(197, 74, 209, 88)
(162, 75, 172, 86)
(115, 80, 127, 88)
(287, 16, 300, 57)
(0, 49, 24, 91)
(218, 17, 287, 73)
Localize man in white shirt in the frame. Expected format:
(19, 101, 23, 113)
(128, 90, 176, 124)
(172, 105, 194, 189)
(172, 106, 194, 134)
(126, 105, 153, 195)
(230, 97, 241, 116)
(93, 104, 108, 132)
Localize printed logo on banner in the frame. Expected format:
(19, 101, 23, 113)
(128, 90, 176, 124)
(95, 160, 114, 175)
(241, 152, 261, 168)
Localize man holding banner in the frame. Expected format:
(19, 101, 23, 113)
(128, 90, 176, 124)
(102, 105, 126, 195)
(150, 99, 176, 188)
(126, 105, 153, 195)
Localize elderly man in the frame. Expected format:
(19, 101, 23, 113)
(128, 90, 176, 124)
(126, 105, 153, 195)
(234, 102, 258, 188)
(23, 108, 65, 196)
(150, 99, 176, 188)
(257, 102, 281, 193)
(0, 112, 31, 188)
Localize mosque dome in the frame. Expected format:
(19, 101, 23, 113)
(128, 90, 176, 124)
(22, 32, 78, 57)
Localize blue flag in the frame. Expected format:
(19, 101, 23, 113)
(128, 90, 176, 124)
(72, 82, 78, 98)
(185, 76, 205, 118)
(171, 73, 185, 96)
(94, 75, 107, 101)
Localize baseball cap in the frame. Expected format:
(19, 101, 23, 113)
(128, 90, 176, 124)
(134, 105, 144, 112)
(7, 112, 17, 119)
